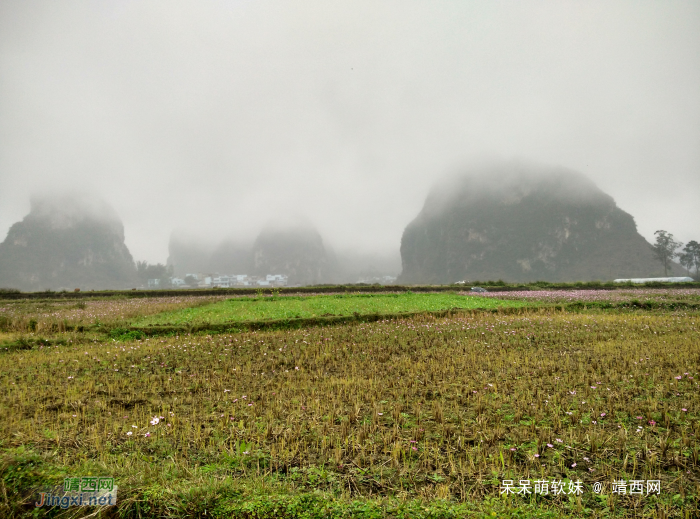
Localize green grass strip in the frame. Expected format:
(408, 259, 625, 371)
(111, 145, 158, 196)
(129, 292, 528, 327)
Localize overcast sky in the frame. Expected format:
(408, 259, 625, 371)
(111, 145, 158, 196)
(1, 1, 699, 263)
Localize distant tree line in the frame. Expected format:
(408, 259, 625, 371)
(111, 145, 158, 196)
(653, 230, 700, 278)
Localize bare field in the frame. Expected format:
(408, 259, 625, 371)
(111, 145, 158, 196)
(478, 288, 700, 305)
(1, 304, 698, 517)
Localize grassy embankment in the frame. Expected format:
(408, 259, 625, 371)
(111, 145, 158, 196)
(0, 289, 699, 517)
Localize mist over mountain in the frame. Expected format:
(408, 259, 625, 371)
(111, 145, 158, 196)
(330, 249, 402, 284)
(166, 221, 400, 285)
(0, 194, 137, 290)
(166, 233, 215, 276)
(208, 239, 252, 275)
(399, 161, 684, 284)
(251, 221, 331, 286)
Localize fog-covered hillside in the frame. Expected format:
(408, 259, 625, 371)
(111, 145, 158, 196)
(399, 161, 684, 284)
(0, 194, 137, 290)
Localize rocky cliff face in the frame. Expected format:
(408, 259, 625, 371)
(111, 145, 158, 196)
(252, 223, 330, 286)
(0, 195, 137, 291)
(399, 161, 680, 284)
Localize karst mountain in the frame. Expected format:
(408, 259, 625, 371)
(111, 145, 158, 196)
(0, 194, 137, 291)
(398, 161, 681, 284)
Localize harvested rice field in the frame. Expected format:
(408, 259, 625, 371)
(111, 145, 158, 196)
(0, 289, 698, 518)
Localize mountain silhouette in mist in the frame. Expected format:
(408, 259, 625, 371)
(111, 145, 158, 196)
(167, 220, 334, 285)
(0, 194, 137, 291)
(398, 161, 683, 284)
(252, 220, 331, 285)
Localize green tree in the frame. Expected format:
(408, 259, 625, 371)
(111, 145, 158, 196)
(679, 240, 700, 278)
(652, 230, 682, 277)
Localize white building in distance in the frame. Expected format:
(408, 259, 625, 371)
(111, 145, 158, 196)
(613, 277, 694, 283)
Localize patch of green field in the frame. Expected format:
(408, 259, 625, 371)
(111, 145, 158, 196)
(129, 292, 529, 327)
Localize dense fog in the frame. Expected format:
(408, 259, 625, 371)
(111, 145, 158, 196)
(1, 1, 699, 284)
